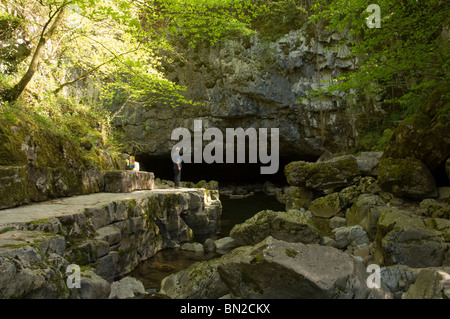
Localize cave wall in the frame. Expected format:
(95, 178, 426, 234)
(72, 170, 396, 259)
(114, 29, 358, 180)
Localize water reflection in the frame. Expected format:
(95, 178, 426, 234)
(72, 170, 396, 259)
(130, 193, 285, 294)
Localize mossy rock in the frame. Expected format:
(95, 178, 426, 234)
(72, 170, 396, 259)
(309, 193, 348, 219)
(382, 83, 450, 174)
(280, 186, 313, 210)
(285, 155, 361, 191)
(0, 166, 29, 209)
(230, 209, 321, 246)
(375, 207, 448, 267)
(346, 194, 386, 239)
(378, 157, 437, 200)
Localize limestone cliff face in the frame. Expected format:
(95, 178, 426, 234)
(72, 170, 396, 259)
(115, 29, 357, 161)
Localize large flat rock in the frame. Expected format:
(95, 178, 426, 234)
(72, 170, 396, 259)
(0, 188, 201, 227)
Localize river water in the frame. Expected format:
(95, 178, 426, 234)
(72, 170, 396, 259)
(130, 192, 285, 293)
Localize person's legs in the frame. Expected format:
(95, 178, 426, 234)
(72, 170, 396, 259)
(174, 167, 181, 187)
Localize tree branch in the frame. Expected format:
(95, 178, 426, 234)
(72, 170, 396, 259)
(53, 48, 140, 94)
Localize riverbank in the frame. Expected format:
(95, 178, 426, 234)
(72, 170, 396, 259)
(0, 181, 221, 298)
(157, 153, 450, 299)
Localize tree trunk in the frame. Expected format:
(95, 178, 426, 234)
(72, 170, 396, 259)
(3, 3, 68, 102)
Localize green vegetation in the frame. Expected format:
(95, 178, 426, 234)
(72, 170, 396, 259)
(1, 0, 448, 156)
(285, 248, 299, 258)
(308, 0, 450, 151)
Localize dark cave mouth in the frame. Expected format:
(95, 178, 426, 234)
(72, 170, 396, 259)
(137, 155, 300, 187)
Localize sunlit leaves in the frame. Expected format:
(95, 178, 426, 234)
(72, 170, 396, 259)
(309, 0, 450, 109)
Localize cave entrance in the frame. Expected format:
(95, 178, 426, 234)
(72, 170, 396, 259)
(137, 155, 300, 187)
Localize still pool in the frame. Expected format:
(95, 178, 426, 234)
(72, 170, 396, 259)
(130, 193, 285, 293)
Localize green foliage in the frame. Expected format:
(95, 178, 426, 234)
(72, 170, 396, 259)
(309, 0, 450, 108)
(146, 0, 258, 47)
(250, 0, 313, 41)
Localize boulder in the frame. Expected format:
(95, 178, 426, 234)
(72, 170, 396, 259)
(277, 186, 313, 210)
(418, 199, 450, 219)
(103, 171, 154, 193)
(229, 209, 322, 246)
(309, 193, 348, 219)
(380, 265, 420, 298)
(0, 241, 68, 299)
(346, 194, 387, 239)
(333, 225, 369, 250)
(181, 242, 204, 252)
(375, 207, 450, 268)
(214, 237, 238, 254)
(403, 267, 450, 299)
(203, 238, 216, 253)
(79, 270, 111, 299)
(109, 276, 146, 299)
(217, 236, 392, 299)
(284, 155, 361, 191)
(329, 216, 346, 229)
(356, 152, 383, 176)
(158, 247, 251, 299)
(378, 157, 437, 200)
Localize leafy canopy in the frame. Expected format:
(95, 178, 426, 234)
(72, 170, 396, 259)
(309, 0, 450, 110)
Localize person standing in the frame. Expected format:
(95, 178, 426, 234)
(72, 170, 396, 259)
(172, 147, 182, 188)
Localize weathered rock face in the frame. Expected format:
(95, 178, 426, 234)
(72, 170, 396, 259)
(0, 188, 221, 298)
(114, 30, 357, 161)
(378, 157, 437, 200)
(0, 118, 131, 209)
(229, 209, 322, 246)
(217, 237, 391, 299)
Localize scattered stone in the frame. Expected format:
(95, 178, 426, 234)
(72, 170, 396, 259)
(437, 187, 450, 200)
(418, 199, 450, 219)
(158, 247, 246, 299)
(217, 236, 392, 299)
(322, 236, 338, 248)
